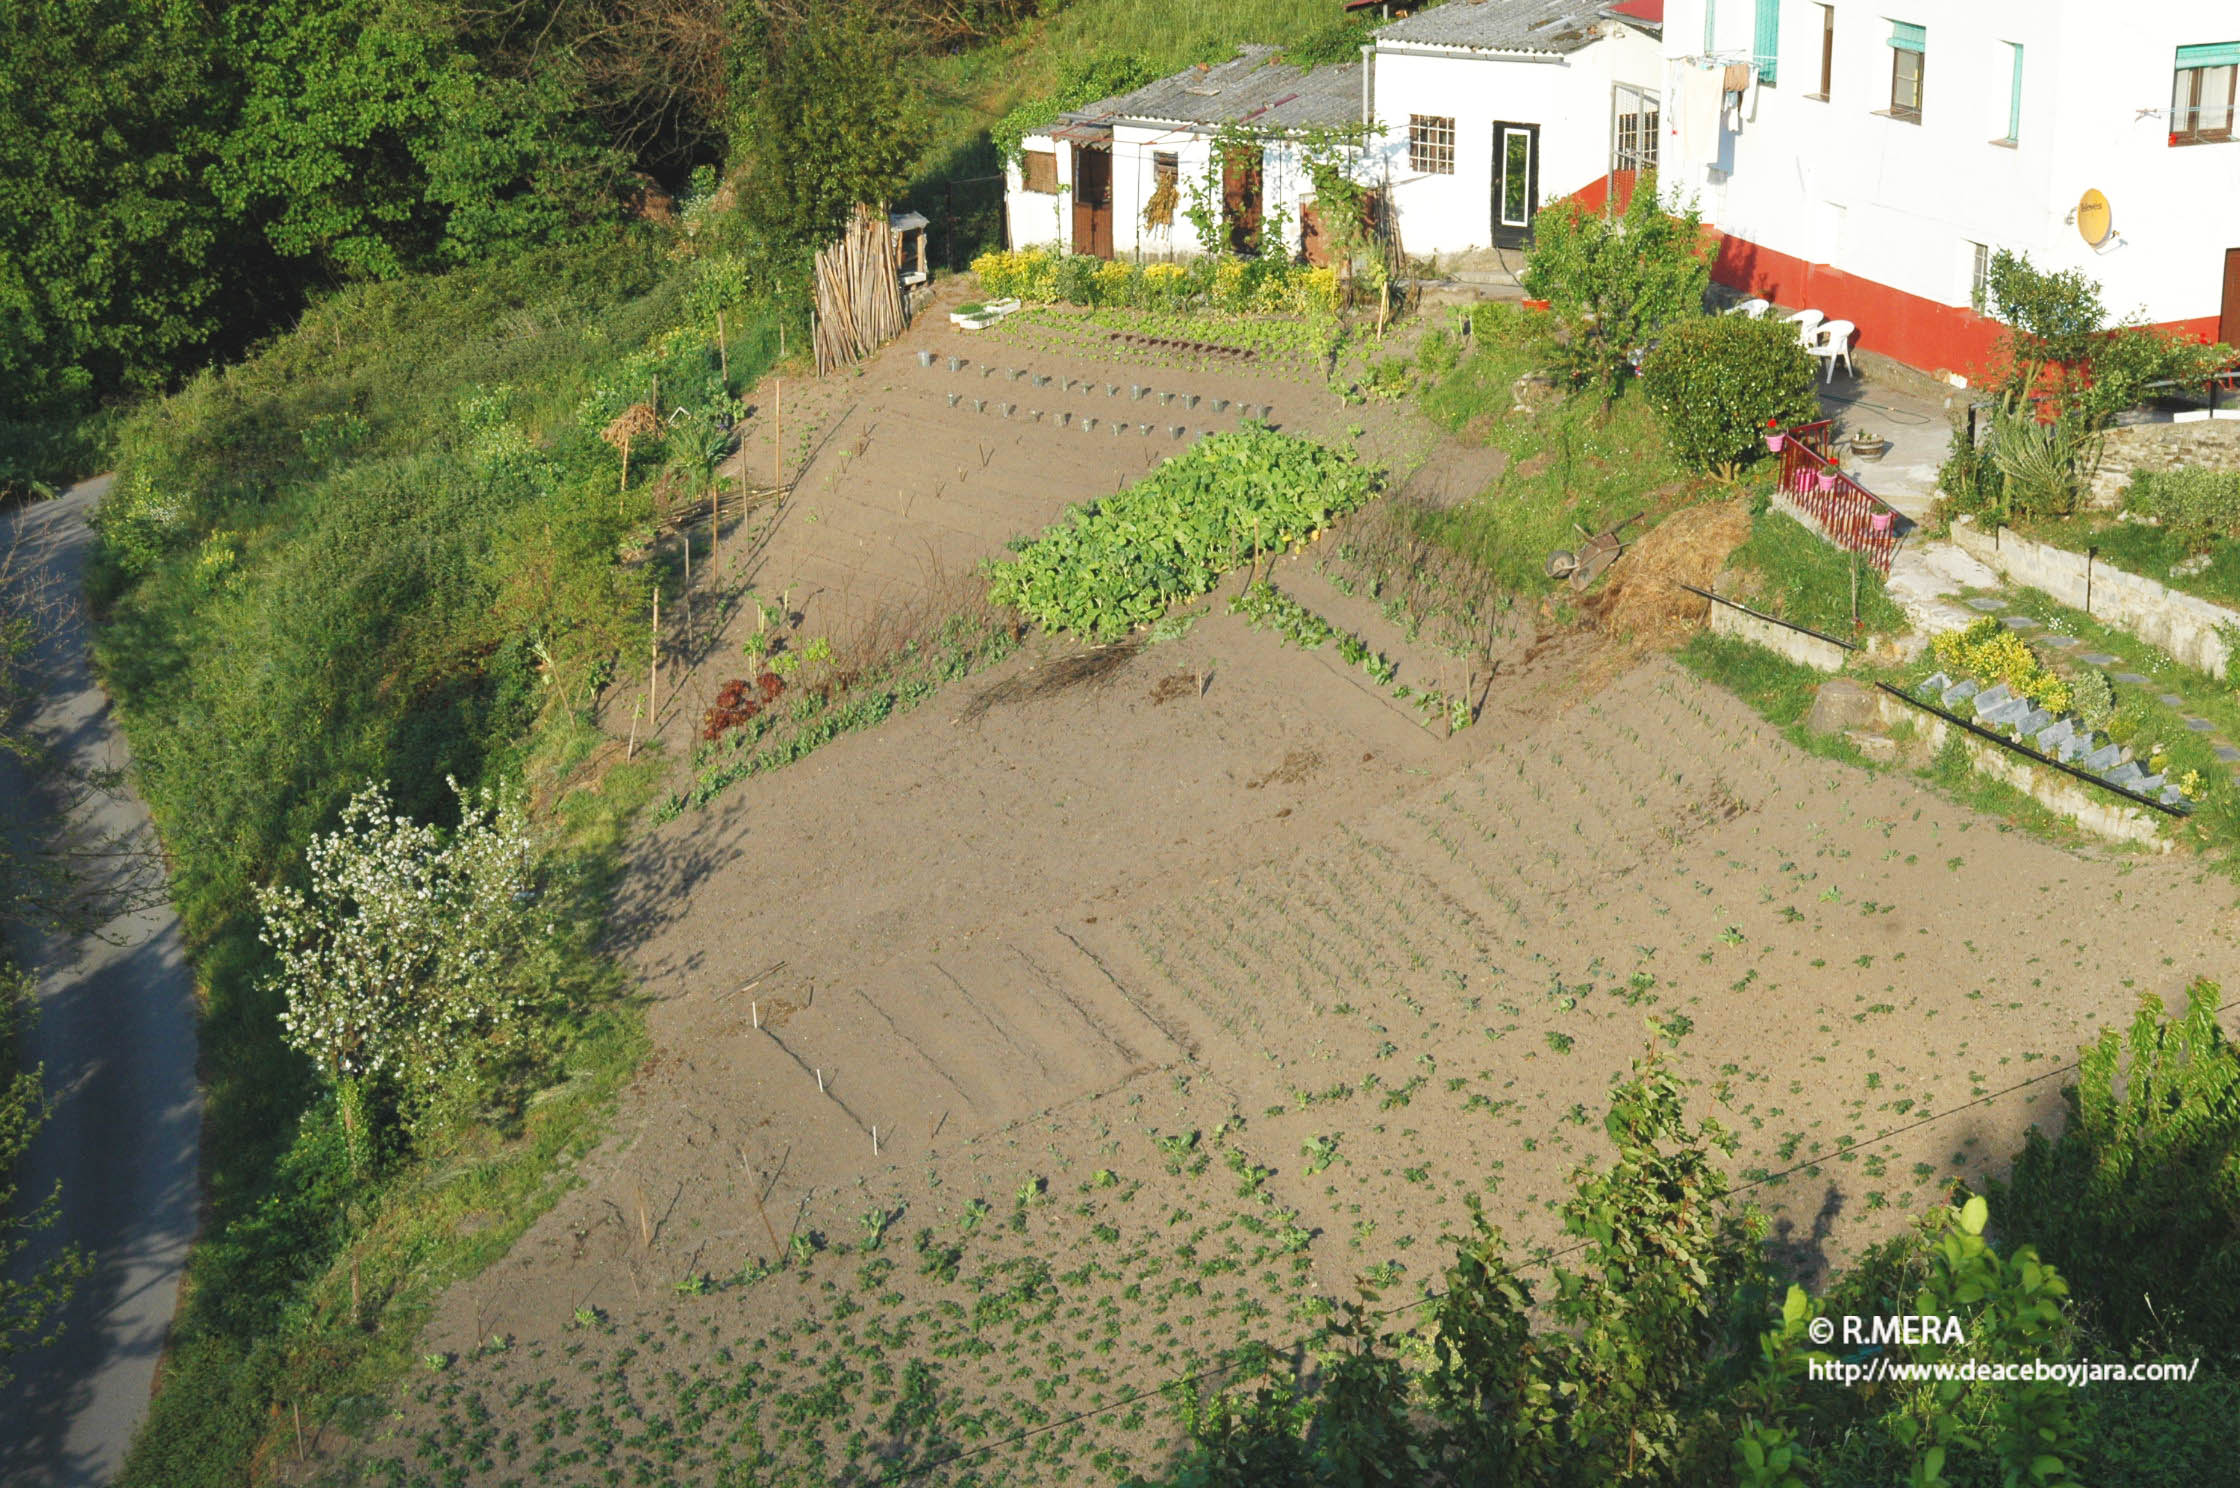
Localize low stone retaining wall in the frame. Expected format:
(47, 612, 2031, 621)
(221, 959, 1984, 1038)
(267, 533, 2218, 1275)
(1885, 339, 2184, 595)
(1706, 596, 1852, 672)
(1867, 690, 2169, 849)
(1950, 519, 2240, 678)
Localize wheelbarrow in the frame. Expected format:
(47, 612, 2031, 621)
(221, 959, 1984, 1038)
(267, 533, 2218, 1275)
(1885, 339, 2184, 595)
(1544, 511, 1644, 591)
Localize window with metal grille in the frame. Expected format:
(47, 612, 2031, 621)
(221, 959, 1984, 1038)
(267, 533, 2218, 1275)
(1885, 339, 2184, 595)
(2172, 43, 2239, 145)
(1968, 240, 1992, 311)
(1887, 21, 1925, 121)
(1409, 115, 1455, 175)
(1021, 149, 1059, 193)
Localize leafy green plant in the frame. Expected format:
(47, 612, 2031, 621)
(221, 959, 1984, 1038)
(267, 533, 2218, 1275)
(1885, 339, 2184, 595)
(2125, 468, 2240, 551)
(987, 428, 1372, 640)
(1520, 175, 1711, 398)
(1992, 981, 2240, 1360)
(1640, 315, 1821, 473)
(989, 52, 1159, 166)
(2069, 668, 2117, 732)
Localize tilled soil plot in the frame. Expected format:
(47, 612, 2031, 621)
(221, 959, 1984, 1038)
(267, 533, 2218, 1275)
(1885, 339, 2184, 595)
(664, 300, 1443, 760)
(352, 613, 2240, 1486)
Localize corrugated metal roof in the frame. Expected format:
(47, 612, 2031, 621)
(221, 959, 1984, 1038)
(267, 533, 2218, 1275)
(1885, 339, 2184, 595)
(1373, 0, 1610, 54)
(1067, 47, 1364, 133)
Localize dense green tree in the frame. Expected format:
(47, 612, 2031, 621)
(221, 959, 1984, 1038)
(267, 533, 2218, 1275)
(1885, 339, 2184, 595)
(0, 0, 243, 412)
(212, 0, 626, 280)
(1521, 176, 1711, 400)
(739, 4, 927, 261)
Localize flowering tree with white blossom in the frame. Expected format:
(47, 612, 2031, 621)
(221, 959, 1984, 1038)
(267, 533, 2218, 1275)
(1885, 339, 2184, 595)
(256, 778, 549, 1166)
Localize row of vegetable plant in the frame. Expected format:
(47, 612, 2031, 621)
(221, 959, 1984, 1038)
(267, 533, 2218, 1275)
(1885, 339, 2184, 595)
(971, 250, 1339, 318)
(1230, 579, 1471, 731)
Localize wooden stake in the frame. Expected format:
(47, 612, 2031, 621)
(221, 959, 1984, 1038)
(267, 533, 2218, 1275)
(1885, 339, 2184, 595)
(683, 535, 692, 632)
(650, 589, 661, 722)
(710, 484, 720, 575)
(618, 435, 630, 516)
(773, 378, 783, 487)
(751, 1000, 759, 1029)
(716, 309, 729, 388)
(294, 1400, 306, 1460)
(815, 1067, 824, 1093)
(872, 1126, 880, 1156)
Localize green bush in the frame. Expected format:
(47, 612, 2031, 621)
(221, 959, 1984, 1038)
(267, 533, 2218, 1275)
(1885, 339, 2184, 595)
(1641, 314, 1822, 472)
(1991, 981, 2240, 1362)
(2125, 468, 2240, 551)
(987, 426, 1373, 639)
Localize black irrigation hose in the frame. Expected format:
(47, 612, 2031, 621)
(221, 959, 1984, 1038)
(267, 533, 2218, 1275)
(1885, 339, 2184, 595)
(1874, 681, 2188, 818)
(1675, 581, 1859, 651)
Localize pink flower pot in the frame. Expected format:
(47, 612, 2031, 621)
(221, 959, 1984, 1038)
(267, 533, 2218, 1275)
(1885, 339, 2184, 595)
(1765, 434, 1786, 453)
(1870, 512, 1895, 535)
(1813, 471, 1838, 493)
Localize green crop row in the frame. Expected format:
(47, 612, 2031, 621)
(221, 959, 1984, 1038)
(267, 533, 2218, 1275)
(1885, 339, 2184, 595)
(986, 427, 1373, 641)
(1229, 579, 1471, 731)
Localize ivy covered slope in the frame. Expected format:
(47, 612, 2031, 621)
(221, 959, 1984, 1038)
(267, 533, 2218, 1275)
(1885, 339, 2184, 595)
(988, 426, 1374, 640)
(93, 232, 784, 1486)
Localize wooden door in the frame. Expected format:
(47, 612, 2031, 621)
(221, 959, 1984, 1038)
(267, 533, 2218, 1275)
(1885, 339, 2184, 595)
(1301, 193, 1383, 268)
(1072, 146, 1114, 259)
(2222, 247, 2240, 348)
(1222, 149, 1263, 255)
(1491, 121, 1540, 248)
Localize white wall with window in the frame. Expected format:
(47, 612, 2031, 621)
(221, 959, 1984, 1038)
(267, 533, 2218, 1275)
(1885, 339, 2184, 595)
(1004, 125, 1336, 262)
(1367, 24, 1665, 261)
(1662, 0, 2240, 370)
(1004, 132, 1077, 253)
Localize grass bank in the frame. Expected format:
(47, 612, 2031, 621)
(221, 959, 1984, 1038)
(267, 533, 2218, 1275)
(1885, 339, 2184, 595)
(95, 232, 785, 1485)
(1415, 306, 1700, 596)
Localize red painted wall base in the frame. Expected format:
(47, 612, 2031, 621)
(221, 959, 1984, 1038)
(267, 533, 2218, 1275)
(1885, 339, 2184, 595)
(1707, 230, 2219, 382)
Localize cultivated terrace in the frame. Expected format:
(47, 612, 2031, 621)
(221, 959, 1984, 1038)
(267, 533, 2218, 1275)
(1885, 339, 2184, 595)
(3, 4, 2240, 1488)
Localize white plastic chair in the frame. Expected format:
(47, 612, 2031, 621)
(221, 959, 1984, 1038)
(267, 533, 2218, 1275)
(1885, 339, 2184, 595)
(1784, 308, 1825, 347)
(1808, 319, 1857, 381)
(1726, 297, 1772, 319)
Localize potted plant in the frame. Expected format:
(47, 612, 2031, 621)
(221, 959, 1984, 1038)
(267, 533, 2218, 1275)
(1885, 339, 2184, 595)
(1813, 469, 1839, 493)
(1763, 417, 1786, 454)
(1849, 428, 1890, 461)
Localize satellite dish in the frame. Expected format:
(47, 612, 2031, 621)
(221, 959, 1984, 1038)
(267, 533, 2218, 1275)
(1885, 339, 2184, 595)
(2076, 189, 2113, 248)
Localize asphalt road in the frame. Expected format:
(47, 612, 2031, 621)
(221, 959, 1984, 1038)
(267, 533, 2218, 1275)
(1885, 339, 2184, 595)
(0, 478, 201, 1485)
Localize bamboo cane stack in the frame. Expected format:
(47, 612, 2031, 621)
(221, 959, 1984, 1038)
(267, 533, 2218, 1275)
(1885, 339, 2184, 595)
(812, 203, 909, 375)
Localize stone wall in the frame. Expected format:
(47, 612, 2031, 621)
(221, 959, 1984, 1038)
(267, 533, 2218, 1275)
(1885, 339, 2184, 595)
(1949, 518, 2239, 678)
(1869, 692, 2170, 849)
(1707, 597, 1853, 673)
(2087, 418, 2240, 508)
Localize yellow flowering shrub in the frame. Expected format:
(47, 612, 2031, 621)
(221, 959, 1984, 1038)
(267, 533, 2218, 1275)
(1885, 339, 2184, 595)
(1094, 260, 1134, 301)
(969, 249, 1057, 303)
(1930, 618, 2072, 712)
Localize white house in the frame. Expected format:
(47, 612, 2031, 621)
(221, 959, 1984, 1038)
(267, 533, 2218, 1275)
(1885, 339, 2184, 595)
(1657, 0, 2240, 376)
(1003, 48, 1367, 263)
(1365, 0, 1667, 259)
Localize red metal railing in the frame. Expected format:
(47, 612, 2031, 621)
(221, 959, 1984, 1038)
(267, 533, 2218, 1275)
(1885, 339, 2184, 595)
(1772, 419, 1903, 573)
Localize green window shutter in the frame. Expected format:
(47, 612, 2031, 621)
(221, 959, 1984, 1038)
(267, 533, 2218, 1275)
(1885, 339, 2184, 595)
(1889, 21, 1926, 53)
(2007, 44, 2023, 140)
(2176, 42, 2240, 69)
(1754, 0, 1781, 81)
